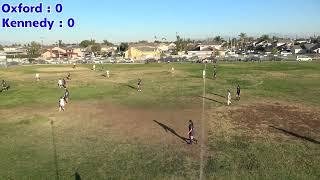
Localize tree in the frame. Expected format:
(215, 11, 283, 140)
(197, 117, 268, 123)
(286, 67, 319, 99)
(174, 35, 190, 53)
(58, 40, 64, 47)
(138, 40, 148, 44)
(214, 36, 224, 43)
(260, 34, 270, 41)
(119, 43, 129, 52)
(239, 33, 247, 49)
(27, 41, 41, 57)
(272, 36, 279, 41)
(175, 35, 184, 52)
(271, 47, 278, 54)
(0, 45, 3, 51)
(91, 44, 101, 52)
(103, 40, 114, 46)
(80, 40, 96, 47)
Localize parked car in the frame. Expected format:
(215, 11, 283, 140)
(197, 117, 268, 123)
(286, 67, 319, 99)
(296, 55, 312, 61)
(125, 59, 134, 63)
(281, 51, 292, 56)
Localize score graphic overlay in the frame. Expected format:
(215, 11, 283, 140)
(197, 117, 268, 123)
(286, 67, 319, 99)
(1, 3, 75, 30)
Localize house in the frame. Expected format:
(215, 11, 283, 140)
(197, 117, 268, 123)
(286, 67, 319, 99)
(0, 52, 7, 67)
(41, 51, 57, 59)
(168, 43, 176, 50)
(41, 47, 66, 59)
(275, 39, 293, 51)
(304, 43, 320, 54)
(157, 43, 170, 52)
(187, 45, 214, 59)
(314, 47, 320, 54)
(3, 46, 27, 56)
(41, 46, 83, 59)
(101, 45, 117, 53)
(291, 45, 306, 54)
(125, 45, 161, 60)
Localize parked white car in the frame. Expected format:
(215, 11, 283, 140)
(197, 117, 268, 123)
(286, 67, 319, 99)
(296, 55, 312, 61)
(281, 51, 292, 56)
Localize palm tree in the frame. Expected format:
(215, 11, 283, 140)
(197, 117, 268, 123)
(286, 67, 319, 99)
(214, 36, 224, 44)
(238, 33, 247, 49)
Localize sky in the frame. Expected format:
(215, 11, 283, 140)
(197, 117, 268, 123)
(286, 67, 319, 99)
(0, 0, 320, 44)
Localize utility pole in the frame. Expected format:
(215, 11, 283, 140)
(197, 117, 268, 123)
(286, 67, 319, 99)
(57, 41, 61, 61)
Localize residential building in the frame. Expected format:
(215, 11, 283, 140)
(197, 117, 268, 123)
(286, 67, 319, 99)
(101, 45, 117, 53)
(0, 52, 7, 67)
(187, 46, 214, 59)
(125, 46, 161, 60)
(41, 46, 83, 59)
(304, 43, 320, 54)
(291, 45, 306, 54)
(3, 46, 27, 56)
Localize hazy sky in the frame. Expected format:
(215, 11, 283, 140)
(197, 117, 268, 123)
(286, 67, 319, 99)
(0, 0, 320, 44)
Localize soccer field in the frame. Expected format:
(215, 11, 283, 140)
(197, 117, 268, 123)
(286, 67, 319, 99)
(0, 62, 319, 179)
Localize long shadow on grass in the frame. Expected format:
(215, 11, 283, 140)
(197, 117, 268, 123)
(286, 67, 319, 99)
(208, 92, 226, 98)
(125, 84, 137, 90)
(73, 172, 81, 180)
(50, 120, 60, 180)
(198, 96, 224, 104)
(270, 125, 320, 145)
(153, 120, 189, 144)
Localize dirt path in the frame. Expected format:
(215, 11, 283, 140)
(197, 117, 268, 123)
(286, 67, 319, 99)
(0, 101, 203, 157)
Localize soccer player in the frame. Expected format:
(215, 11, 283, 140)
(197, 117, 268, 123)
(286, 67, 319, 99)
(213, 65, 217, 79)
(137, 79, 142, 92)
(73, 63, 76, 69)
(171, 67, 175, 75)
(59, 96, 65, 111)
(188, 120, 197, 144)
(35, 73, 40, 81)
(1, 80, 9, 92)
(227, 89, 232, 106)
(62, 78, 67, 88)
(106, 70, 110, 78)
(66, 72, 71, 80)
(236, 85, 241, 100)
(63, 88, 70, 103)
(58, 78, 63, 88)
(92, 64, 96, 71)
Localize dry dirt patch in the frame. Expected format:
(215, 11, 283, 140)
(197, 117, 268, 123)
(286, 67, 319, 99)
(1, 101, 203, 158)
(229, 103, 320, 141)
(36, 67, 88, 72)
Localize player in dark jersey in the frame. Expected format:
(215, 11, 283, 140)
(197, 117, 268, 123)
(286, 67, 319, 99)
(236, 85, 241, 100)
(63, 88, 70, 103)
(62, 78, 67, 88)
(66, 72, 71, 80)
(1, 80, 10, 92)
(213, 65, 217, 79)
(188, 120, 197, 144)
(137, 79, 142, 92)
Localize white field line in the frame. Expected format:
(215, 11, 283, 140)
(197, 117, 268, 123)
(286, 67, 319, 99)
(199, 64, 207, 180)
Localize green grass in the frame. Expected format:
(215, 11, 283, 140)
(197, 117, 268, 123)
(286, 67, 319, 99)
(0, 62, 320, 179)
(205, 135, 320, 179)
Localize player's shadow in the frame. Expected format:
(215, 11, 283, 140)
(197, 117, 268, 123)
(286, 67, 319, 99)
(127, 85, 136, 90)
(123, 84, 137, 90)
(198, 96, 224, 104)
(74, 171, 81, 180)
(270, 125, 320, 144)
(153, 120, 189, 143)
(208, 92, 226, 98)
